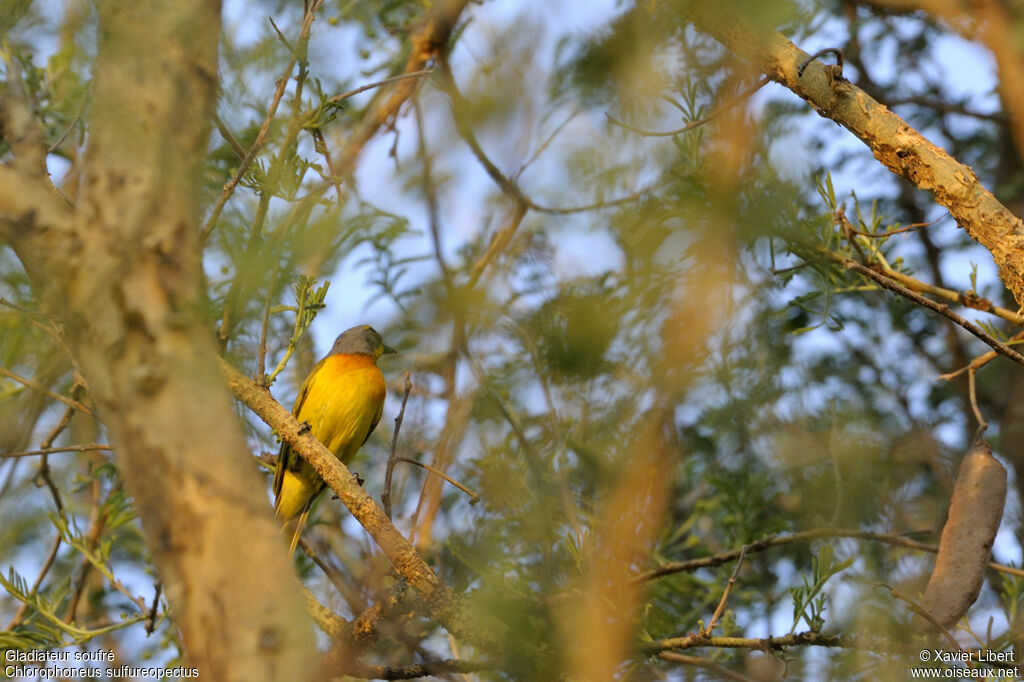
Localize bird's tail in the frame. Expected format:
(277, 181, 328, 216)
(275, 492, 311, 559)
(286, 508, 310, 558)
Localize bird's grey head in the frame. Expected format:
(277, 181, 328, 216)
(328, 325, 396, 358)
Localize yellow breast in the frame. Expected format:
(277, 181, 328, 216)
(274, 353, 386, 520)
(297, 353, 386, 464)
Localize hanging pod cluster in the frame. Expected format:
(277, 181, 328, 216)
(921, 443, 1007, 630)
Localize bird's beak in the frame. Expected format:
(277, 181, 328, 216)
(382, 344, 397, 355)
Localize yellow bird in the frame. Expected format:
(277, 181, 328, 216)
(273, 325, 395, 555)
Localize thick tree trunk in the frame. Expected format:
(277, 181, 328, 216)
(1, 2, 316, 679)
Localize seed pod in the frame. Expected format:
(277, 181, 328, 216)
(920, 445, 1006, 630)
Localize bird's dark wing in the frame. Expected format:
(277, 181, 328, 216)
(360, 394, 386, 447)
(273, 358, 324, 501)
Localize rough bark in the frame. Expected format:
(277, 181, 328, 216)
(221, 361, 505, 655)
(687, 3, 1024, 307)
(331, 0, 470, 180)
(0, 2, 316, 679)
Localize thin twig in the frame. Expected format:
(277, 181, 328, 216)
(218, 52, 321, 347)
(651, 627, 1012, 672)
(844, 217, 942, 238)
(0, 296, 47, 316)
(297, 537, 367, 617)
(34, 455, 65, 514)
(414, 97, 451, 282)
(439, 57, 524, 203)
(771, 257, 831, 276)
(268, 16, 295, 53)
(443, 63, 661, 217)
(396, 458, 479, 505)
(6, 533, 63, 629)
(212, 112, 248, 160)
(326, 69, 435, 106)
(443, 55, 658, 221)
(605, 77, 770, 138)
(0, 366, 97, 420)
(409, 325, 465, 547)
(938, 330, 1024, 380)
(312, 129, 345, 205)
(634, 527, 1024, 583)
(843, 260, 1024, 367)
(874, 583, 960, 649)
(466, 203, 528, 289)
(884, 268, 1024, 326)
(315, 0, 469, 196)
(40, 404, 76, 452)
(516, 108, 579, 179)
(46, 106, 86, 155)
(144, 582, 162, 635)
(646, 630, 853, 656)
(967, 366, 988, 433)
(61, 489, 150, 618)
(30, 398, 78, 513)
(255, 280, 276, 386)
(64, 485, 107, 622)
(525, 180, 667, 215)
(659, 652, 761, 682)
(200, 0, 326, 241)
(831, 211, 1024, 326)
(703, 545, 747, 636)
(382, 373, 413, 520)
(0, 443, 112, 459)
(265, 278, 330, 386)
(887, 95, 1008, 123)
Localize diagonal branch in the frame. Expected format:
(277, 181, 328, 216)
(687, 5, 1024, 306)
(220, 359, 502, 652)
(200, 0, 326, 240)
(841, 259, 1024, 368)
(0, 55, 75, 247)
(329, 0, 469, 182)
(0, 366, 97, 420)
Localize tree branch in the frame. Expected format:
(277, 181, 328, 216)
(0, 59, 75, 252)
(842, 259, 1024, 368)
(635, 527, 1024, 583)
(1, 3, 320, 679)
(687, 5, 1024, 306)
(200, 1, 326, 240)
(644, 630, 854, 655)
(220, 359, 503, 652)
(329, 0, 470, 182)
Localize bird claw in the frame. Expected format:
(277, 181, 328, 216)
(331, 473, 364, 500)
